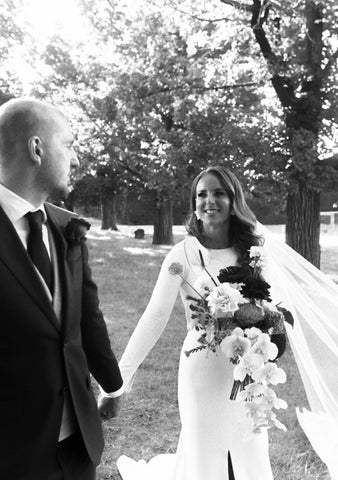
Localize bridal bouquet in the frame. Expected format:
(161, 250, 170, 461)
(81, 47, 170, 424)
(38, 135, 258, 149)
(169, 246, 288, 438)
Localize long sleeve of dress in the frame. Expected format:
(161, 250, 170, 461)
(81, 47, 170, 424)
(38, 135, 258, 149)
(118, 242, 186, 390)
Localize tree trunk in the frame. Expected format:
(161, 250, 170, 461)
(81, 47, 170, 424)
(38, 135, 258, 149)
(152, 196, 174, 245)
(101, 193, 118, 230)
(285, 183, 321, 267)
(241, 0, 324, 266)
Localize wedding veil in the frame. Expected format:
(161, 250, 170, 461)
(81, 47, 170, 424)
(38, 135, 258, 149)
(258, 223, 338, 479)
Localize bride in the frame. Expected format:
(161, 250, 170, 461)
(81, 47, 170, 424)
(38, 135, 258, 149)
(105, 166, 338, 479)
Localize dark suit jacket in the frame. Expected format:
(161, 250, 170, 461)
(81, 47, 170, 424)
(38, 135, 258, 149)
(0, 202, 123, 480)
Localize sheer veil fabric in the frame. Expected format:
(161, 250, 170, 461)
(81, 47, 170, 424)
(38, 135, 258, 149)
(257, 223, 338, 479)
(117, 226, 338, 479)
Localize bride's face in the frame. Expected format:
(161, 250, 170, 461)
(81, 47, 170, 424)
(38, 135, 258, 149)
(195, 173, 232, 227)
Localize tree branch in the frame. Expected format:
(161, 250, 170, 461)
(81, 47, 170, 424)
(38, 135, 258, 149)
(220, 0, 253, 13)
(143, 0, 235, 23)
(229, 1, 297, 108)
(139, 81, 259, 99)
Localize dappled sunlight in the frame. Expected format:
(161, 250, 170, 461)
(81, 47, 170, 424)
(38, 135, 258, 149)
(87, 233, 113, 241)
(320, 229, 338, 247)
(87, 227, 115, 241)
(123, 246, 170, 256)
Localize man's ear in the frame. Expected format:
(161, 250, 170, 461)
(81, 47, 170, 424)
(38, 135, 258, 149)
(28, 136, 43, 165)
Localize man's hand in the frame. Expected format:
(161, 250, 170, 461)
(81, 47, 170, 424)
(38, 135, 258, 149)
(98, 392, 125, 421)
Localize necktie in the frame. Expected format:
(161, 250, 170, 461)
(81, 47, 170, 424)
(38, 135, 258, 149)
(25, 210, 53, 294)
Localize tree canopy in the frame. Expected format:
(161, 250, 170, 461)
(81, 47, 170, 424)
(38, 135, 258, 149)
(1, 0, 337, 260)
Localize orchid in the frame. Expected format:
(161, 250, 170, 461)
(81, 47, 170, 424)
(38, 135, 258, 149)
(237, 382, 266, 402)
(259, 388, 288, 410)
(244, 327, 262, 344)
(252, 362, 287, 385)
(233, 353, 264, 381)
(221, 330, 251, 361)
(249, 333, 278, 362)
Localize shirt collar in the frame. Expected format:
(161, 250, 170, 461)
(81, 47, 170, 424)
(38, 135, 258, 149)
(0, 183, 47, 224)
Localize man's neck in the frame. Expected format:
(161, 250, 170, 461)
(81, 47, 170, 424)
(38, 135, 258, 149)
(0, 180, 46, 208)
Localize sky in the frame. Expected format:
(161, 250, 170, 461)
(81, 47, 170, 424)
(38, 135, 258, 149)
(20, 0, 89, 42)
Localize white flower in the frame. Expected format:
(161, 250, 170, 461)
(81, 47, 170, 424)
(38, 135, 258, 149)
(232, 327, 245, 336)
(252, 362, 287, 385)
(249, 246, 264, 259)
(259, 300, 277, 312)
(258, 387, 288, 410)
(233, 353, 264, 381)
(221, 330, 251, 360)
(237, 382, 266, 402)
(207, 282, 243, 317)
(244, 327, 262, 343)
(249, 246, 266, 269)
(249, 333, 278, 362)
(193, 275, 215, 296)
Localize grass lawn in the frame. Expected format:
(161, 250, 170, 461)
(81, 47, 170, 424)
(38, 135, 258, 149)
(85, 221, 337, 480)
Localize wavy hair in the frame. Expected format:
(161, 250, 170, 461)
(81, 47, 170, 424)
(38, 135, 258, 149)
(186, 166, 263, 264)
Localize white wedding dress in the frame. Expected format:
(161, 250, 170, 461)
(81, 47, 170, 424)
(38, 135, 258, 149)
(117, 235, 274, 480)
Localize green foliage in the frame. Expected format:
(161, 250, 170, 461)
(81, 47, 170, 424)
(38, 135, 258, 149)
(2, 0, 337, 223)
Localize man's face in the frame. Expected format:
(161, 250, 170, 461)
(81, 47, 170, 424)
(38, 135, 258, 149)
(38, 114, 79, 197)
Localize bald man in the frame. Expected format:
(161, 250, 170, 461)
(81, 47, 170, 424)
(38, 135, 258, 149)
(0, 98, 124, 480)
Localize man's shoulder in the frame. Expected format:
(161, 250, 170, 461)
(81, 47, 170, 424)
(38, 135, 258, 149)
(44, 202, 78, 226)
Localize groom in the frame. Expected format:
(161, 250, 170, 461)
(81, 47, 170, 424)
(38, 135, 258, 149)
(0, 98, 124, 480)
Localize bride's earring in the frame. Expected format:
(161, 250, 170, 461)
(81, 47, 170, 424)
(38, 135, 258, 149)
(194, 210, 201, 220)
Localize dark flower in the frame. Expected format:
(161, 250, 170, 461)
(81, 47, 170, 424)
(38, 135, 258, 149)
(240, 277, 271, 301)
(65, 217, 91, 246)
(217, 265, 252, 284)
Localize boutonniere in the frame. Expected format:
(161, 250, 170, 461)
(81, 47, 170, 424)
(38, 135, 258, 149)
(65, 217, 91, 247)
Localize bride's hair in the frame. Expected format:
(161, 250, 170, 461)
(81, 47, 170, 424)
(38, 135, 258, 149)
(186, 165, 263, 264)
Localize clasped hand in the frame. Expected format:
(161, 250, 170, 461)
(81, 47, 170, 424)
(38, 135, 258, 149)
(98, 392, 125, 421)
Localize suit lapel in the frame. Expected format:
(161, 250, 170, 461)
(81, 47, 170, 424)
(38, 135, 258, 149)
(0, 206, 61, 331)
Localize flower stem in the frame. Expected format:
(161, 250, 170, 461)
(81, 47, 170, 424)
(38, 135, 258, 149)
(179, 274, 205, 300)
(199, 250, 218, 286)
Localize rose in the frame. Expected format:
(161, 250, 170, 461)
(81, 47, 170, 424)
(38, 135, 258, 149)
(217, 265, 252, 284)
(65, 217, 91, 246)
(207, 283, 244, 317)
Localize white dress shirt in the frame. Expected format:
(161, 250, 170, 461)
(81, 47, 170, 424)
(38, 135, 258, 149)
(0, 183, 51, 257)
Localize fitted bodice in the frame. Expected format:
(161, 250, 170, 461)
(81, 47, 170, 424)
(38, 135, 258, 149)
(177, 242, 238, 330)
